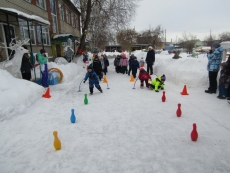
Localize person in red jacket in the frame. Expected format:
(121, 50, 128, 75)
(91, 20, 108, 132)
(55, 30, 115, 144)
(138, 68, 151, 88)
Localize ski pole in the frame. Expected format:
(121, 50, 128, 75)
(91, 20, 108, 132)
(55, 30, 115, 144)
(78, 79, 84, 92)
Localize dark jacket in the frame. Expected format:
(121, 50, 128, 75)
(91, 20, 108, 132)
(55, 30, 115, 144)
(84, 71, 100, 86)
(93, 59, 102, 74)
(130, 60, 139, 69)
(104, 58, 109, 66)
(20, 55, 32, 73)
(145, 50, 155, 64)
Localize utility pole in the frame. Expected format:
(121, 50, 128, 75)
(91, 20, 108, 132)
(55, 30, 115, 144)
(165, 29, 166, 45)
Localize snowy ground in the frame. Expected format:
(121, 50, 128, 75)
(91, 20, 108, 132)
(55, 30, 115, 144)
(0, 51, 230, 173)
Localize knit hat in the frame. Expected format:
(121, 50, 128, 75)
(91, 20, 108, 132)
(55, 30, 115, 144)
(161, 74, 166, 82)
(40, 49, 46, 54)
(212, 42, 220, 48)
(148, 46, 153, 49)
(140, 59, 145, 63)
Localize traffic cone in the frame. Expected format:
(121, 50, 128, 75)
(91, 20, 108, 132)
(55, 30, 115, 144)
(181, 85, 189, 95)
(42, 87, 51, 98)
(103, 76, 108, 83)
(130, 75, 135, 82)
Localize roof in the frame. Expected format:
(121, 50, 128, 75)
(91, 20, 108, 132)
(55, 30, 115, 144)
(52, 34, 75, 42)
(0, 7, 50, 25)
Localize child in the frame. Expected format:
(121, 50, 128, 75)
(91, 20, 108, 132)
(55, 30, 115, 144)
(103, 55, 109, 75)
(139, 58, 145, 68)
(83, 66, 103, 95)
(120, 53, 128, 74)
(217, 63, 230, 99)
(149, 74, 166, 92)
(93, 55, 103, 80)
(138, 68, 151, 88)
(130, 56, 139, 78)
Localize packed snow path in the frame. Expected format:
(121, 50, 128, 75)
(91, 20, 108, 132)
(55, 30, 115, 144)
(0, 58, 230, 173)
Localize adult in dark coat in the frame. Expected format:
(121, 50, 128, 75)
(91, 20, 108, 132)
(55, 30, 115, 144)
(20, 46, 33, 81)
(103, 55, 109, 75)
(93, 55, 103, 80)
(145, 46, 155, 75)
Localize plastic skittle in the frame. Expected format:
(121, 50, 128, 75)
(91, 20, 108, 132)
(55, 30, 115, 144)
(70, 109, 76, 123)
(53, 131, 61, 150)
(84, 94, 88, 105)
(162, 91, 166, 102)
(176, 103, 182, 117)
(191, 123, 198, 141)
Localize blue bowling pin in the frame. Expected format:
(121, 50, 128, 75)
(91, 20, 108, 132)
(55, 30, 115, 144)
(70, 109, 76, 123)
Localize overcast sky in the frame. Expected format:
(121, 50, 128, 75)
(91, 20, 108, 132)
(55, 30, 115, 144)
(131, 0, 230, 42)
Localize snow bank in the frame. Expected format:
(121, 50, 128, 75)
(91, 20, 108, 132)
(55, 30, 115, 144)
(132, 50, 208, 88)
(0, 69, 44, 121)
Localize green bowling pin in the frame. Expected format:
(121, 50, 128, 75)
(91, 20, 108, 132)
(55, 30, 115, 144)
(84, 94, 88, 105)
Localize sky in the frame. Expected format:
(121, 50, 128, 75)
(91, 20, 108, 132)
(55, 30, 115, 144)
(131, 0, 230, 42)
(1, 51, 230, 172)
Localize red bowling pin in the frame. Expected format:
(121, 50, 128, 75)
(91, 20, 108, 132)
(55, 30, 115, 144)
(176, 103, 182, 117)
(162, 91, 166, 102)
(191, 123, 198, 141)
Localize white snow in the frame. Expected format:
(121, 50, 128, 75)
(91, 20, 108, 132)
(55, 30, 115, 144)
(0, 51, 230, 173)
(53, 34, 72, 39)
(0, 7, 50, 25)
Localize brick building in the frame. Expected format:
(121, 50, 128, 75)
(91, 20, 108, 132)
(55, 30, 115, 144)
(0, 0, 81, 61)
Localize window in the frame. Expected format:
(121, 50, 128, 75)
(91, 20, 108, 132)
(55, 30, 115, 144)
(72, 13, 75, 27)
(36, 0, 46, 10)
(58, 2, 64, 21)
(66, 8, 70, 24)
(50, 0, 58, 33)
(19, 19, 36, 45)
(75, 15, 79, 30)
(37, 26, 50, 45)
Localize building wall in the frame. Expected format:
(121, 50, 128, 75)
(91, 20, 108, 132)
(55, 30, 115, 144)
(0, 0, 81, 61)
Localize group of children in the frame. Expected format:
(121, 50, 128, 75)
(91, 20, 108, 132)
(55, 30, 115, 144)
(83, 52, 166, 94)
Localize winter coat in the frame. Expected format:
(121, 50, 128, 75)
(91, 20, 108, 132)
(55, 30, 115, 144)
(120, 58, 129, 66)
(129, 57, 134, 65)
(21, 55, 32, 73)
(207, 47, 223, 72)
(114, 58, 121, 66)
(100, 60, 105, 69)
(104, 58, 109, 66)
(138, 69, 151, 80)
(83, 55, 88, 63)
(37, 52, 47, 64)
(151, 75, 164, 91)
(130, 60, 139, 69)
(219, 67, 230, 85)
(84, 71, 100, 87)
(93, 59, 103, 74)
(145, 50, 155, 64)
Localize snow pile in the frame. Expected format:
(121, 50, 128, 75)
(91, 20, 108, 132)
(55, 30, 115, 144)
(54, 57, 68, 65)
(0, 69, 44, 121)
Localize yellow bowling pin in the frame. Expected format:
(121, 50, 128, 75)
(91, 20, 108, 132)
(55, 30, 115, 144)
(53, 131, 61, 150)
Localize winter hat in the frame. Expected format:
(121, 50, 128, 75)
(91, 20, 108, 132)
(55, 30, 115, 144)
(212, 42, 220, 48)
(161, 74, 166, 82)
(140, 59, 145, 63)
(40, 49, 46, 54)
(148, 46, 153, 49)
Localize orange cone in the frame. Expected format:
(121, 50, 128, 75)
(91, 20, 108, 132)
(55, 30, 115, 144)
(181, 85, 189, 95)
(130, 75, 135, 82)
(42, 88, 51, 98)
(103, 76, 108, 83)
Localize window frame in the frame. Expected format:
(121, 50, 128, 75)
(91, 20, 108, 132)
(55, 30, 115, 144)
(50, 0, 58, 33)
(66, 8, 70, 24)
(36, 0, 46, 10)
(36, 26, 50, 46)
(71, 13, 75, 28)
(58, 1, 64, 21)
(19, 19, 36, 45)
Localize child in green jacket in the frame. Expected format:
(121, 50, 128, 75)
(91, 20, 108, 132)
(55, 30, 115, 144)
(149, 74, 166, 92)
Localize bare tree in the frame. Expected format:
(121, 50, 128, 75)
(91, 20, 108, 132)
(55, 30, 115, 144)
(116, 28, 138, 50)
(138, 25, 165, 48)
(178, 32, 197, 54)
(219, 31, 230, 41)
(73, 0, 141, 51)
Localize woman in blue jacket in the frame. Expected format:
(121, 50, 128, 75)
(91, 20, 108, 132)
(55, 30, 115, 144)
(205, 42, 223, 94)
